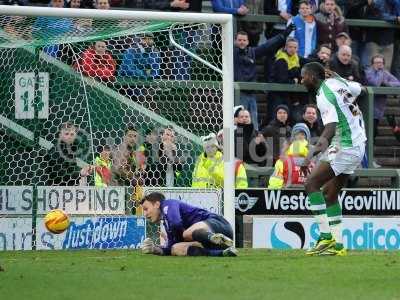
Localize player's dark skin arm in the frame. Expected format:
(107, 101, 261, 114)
(302, 122, 337, 175)
(309, 122, 337, 158)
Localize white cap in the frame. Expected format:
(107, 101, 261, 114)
(201, 133, 219, 149)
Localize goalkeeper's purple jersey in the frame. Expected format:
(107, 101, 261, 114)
(160, 199, 215, 255)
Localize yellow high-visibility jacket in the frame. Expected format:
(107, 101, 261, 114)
(95, 156, 112, 187)
(268, 139, 309, 189)
(192, 151, 248, 188)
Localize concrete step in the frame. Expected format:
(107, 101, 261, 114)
(377, 118, 400, 127)
(374, 157, 400, 167)
(374, 135, 400, 146)
(374, 146, 400, 156)
(378, 119, 390, 127)
(384, 107, 400, 116)
(386, 97, 400, 106)
(356, 177, 392, 188)
(377, 126, 395, 136)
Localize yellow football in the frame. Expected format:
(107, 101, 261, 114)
(44, 209, 70, 234)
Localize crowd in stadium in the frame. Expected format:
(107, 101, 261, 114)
(2, 0, 400, 189)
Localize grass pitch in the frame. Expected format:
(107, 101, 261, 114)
(0, 249, 399, 300)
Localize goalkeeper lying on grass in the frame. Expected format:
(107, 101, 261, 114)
(140, 192, 237, 257)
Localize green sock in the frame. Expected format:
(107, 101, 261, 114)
(309, 191, 331, 239)
(327, 202, 343, 249)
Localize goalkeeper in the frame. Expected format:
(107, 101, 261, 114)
(140, 192, 237, 257)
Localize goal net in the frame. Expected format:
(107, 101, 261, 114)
(0, 6, 234, 250)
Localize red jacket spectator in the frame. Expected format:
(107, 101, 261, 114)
(76, 41, 116, 82)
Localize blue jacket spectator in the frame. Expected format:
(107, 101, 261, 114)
(288, 0, 317, 58)
(118, 35, 161, 80)
(373, 0, 400, 22)
(33, 17, 73, 39)
(33, 17, 73, 57)
(32, 0, 73, 57)
(212, 0, 245, 15)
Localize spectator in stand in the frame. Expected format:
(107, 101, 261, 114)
(263, 0, 300, 81)
(345, 0, 379, 69)
(96, 0, 110, 9)
(118, 33, 161, 80)
(360, 0, 400, 71)
(315, 0, 348, 50)
(307, 43, 332, 66)
(239, 0, 264, 47)
(192, 133, 248, 188)
(66, 0, 94, 32)
(365, 54, 400, 141)
(268, 37, 304, 122)
(3, 0, 32, 40)
(214, 129, 248, 187)
(270, 37, 302, 85)
(264, 0, 317, 35)
(268, 123, 313, 189)
(111, 126, 147, 186)
(333, 31, 362, 64)
(75, 41, 116, 82)
(261, 104, 292, 165)
(302, 103, 322, 138)
(156, 127, 185, 187)
(211, 0, 247, 57)
(141, 127, 163, 186)
(32, 0, 73, 57)
(233, 105, 245, 128)
(94, 145, 112, 187)
(92, 0, 114, 29)
(335, 31, 351, 49)
(234, 108, 267, 165)
(288, 0, 317, 58)
(33, 0, 70, 33)
(212, 0, 249, 16)
(40, 122, 92, 186)
(66, 0, 82, 7)
(328, 45, 362, 82)
(234, 26, 294, 130)
(143, 127, 159, 165)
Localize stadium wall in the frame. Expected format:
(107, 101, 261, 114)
(234, 189, 400, 250)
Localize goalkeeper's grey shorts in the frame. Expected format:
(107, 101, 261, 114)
(204, 214, 233, 239)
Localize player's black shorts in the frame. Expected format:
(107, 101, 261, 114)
(204, 214, 233, 239)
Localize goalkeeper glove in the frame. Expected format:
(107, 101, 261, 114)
(141, 238, 155, 254)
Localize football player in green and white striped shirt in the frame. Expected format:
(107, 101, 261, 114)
(300, 62, 367, 256)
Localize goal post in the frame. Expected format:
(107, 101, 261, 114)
(0, 5, 235, 248)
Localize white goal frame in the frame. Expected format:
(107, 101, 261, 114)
(0, 5, 236, 234)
